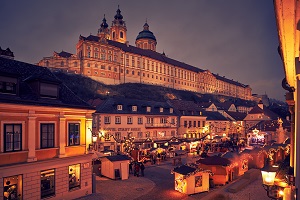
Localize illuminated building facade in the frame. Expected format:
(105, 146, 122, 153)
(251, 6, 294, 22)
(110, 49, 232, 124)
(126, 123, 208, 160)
(38, 7, 252, 101)
(92, 97, 178, 152)
(0, 57, 95, 200)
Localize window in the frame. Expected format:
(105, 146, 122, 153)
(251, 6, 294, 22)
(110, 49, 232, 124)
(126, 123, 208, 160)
(117, 105, 123, 110)
(138, 117, 143, 124)
(0, 76, 17, 94)
(184, 121, 187, 128)
(40, 82, 58, 98)
(69, 123, 80, 146)
(41, 169, 55, 198)
(115, 116, 121, 124)
(171, 131, 175, 136)
(3, 175, 23, 200)
(127, 117, 133, 124)
(195, 175, 203, 187)
(61, 61, 64, 67)
(115, 132, 121, 140)
(160, 107, 163, 113)
(104, 116, 111, 124)
(120, 31, 124, 38)
(132, 106, 137, 111)
(146, 107, 151, 112)
(138, 132, 143, 138)
(160, 118, 167, 124)
(193, 121, 196, 128)
(40, 123, 54, 148)
(4, 124, 21, 152)
(147, 117, 153, 124)
(171, 118, 175, 124)
(170, 108, 173, 113)
(69, 164, 80, 190)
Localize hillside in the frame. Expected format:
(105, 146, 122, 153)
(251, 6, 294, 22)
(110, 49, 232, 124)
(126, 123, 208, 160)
(53, 71, 257, 106)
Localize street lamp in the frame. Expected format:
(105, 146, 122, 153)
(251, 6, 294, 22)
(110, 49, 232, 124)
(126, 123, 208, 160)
(261, 163, 283, 200)
(261, 162, 297, 200)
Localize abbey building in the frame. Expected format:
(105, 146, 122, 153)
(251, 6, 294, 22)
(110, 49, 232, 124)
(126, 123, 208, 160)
(38, 7, 252, 100)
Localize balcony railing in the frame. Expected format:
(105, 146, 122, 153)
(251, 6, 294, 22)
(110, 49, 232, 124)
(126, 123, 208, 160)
(145, 123, 175, 128)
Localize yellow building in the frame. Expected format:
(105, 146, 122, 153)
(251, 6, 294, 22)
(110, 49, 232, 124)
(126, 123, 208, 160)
(38, 7, 252, 101)
(0, 57, 95, 200)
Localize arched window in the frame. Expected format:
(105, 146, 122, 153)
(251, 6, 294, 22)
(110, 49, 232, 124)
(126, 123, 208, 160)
(120, 31, 123, 38)
(61, 61, 64, 67)
(112, 32, 115, 39)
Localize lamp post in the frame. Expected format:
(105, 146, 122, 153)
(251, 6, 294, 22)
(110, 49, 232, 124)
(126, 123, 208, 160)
(261, 164, 283, 200)
(261, 163, 297, 200)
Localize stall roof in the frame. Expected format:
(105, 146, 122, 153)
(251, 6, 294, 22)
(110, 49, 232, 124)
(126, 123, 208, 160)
(104, 155, 131, 162)
(196, 155, 231, 166)
(172, 165, 197, 175)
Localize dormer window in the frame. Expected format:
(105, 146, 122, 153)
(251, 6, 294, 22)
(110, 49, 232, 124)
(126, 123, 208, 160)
(132, 106, 137, 112)
(40, 82, 58, 98)
(160, 107, 163, 113)
(146, 106, 151, 112)
(170, 108, 173, 114)
(117, 105, 123, 111)
(0, 76, 17, 95)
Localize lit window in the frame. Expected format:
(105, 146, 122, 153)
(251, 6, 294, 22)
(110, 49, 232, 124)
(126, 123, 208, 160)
(132, 106, 137, 111)
(40, 123, 54, 148)
(170, 108, 173, 113)
(69, 123, 80, 146)
(3, 175, 23, 200)
(160, 107, 163, 113)
(117, 105, 123, 110)
(41, 169, 55, 198)
(69, 164, 80, 190)
(146, 107, 151, 112)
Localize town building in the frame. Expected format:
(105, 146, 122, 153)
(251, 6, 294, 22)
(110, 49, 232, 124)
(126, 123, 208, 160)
(92, 97, 178, 152)
(37, 7, 252, 101)
(0, 57, 95, 200)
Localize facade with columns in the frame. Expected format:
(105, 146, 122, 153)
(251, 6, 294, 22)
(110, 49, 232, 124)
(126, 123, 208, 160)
(0, 57, 95, 200)
(38, 7, 252, 101)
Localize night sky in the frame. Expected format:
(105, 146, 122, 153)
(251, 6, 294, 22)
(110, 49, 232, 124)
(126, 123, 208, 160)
(0, 1, 285, 101)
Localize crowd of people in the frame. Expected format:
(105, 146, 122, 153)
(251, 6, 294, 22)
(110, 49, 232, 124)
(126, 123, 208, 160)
(129, 161, 145, 177)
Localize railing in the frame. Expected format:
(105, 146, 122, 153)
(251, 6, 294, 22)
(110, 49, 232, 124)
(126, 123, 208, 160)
(145, 123, 175, 128)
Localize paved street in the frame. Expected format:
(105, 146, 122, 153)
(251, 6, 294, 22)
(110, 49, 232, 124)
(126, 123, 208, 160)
(77, 154, 270, 200)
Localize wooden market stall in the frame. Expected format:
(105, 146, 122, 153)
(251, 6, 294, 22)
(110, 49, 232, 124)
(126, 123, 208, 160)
(172, 165, 211, 195)
(196, 156, 232, 185)
(100, 155, 131, 180)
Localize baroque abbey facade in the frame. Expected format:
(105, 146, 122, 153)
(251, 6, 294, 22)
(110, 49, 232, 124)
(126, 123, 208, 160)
(38, 7, 252, 100)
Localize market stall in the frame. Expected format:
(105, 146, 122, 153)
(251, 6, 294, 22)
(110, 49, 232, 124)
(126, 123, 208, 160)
(172, 164, 211, 195)
(100, 155, 131, 180)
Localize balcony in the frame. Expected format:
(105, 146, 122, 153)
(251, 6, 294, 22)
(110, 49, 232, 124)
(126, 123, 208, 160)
(145, 123, 174, 128)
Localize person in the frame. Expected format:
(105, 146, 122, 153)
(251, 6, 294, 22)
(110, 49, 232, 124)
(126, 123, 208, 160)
(129, 162, 133, 174)
(140, 163, 145, 177)
(134, 163, 140, 177)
